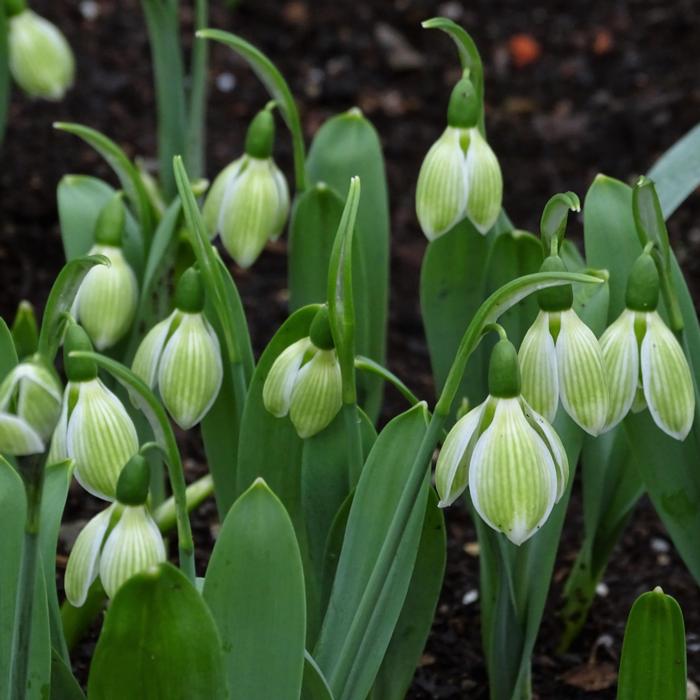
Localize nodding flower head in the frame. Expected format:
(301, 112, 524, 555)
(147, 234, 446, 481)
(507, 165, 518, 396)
(132, 267, 223, 430)
(49, 325, 138, 500)
(518, 256, 608, 436)
(262, 308, 342, 439)
(436, 338, 569, 546)
(0, 357, 62, 456)
(203, 106, 290, 268)
(64, 455, 165, 606)
(416, 75, 502, 240)
(600, 252, 695, 440)
(74, 195, 138, 350)
(8, 9, 74, 100)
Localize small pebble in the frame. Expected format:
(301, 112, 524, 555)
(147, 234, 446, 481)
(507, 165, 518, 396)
(216, 72, 237, 93)
(657, 553, 671, 566)
(463, 541, 480, 557)
(80, 1, 100, 20)
(595, 582, 609, 597)
(462, 589, 479, 606)
(650, 536, 670, 553)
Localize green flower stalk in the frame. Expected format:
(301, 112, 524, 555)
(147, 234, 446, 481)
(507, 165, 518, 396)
(202, 104, 290, 268)
(49, 325, 138, 500)
(518, 255, 608, 435)
(600, 252, 695, 439)
(64, 455, 166, 606)
(0, 358, 62, 455)
(416, 74, 502, 239)
(132, 267, 223, 430)
(436, 337, 568, 545)
(263, 308, 342, 439)
(8, 8, 75, 101)
(73, 195, 138, 350)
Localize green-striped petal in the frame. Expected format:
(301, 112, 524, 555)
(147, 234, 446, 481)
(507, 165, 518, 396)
(0, 412, 44, 456)
(519, 311, 559, 422)
(436, 400, 487, 507)
(64, 504, 115, 607)
(157, 313, 223, 430)
(556, 309, 608, 436)
(464, 127, 502, 234)
(131, 311, 176, 389)
(219, 157, 288, 268)
(289, 349, 342, 439)
(263, 338, 313, 418)
(469, 398, 557, 545)
(202, 158, 243, 239)
(600, 309, 639, 430)
(16, 363, 62, 441)
(641, 311, 695, 440)
(47, 385, 70, 465)
(98, 506, 166, 599)
(76, 245, 138, 350)
(415, 126, 468, 241)
(67, 379, 139, 500)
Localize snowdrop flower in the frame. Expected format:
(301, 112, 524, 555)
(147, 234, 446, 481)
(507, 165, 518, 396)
(74, 194, 138, 350)
(64, 455, 166, 605)
(8, 8, 74, 100)
(416, 74, 502, 240)
(0, 358, 62, 456)
(263, 307, 342, 439)
(518, 255, 608, 435)
(203, 105, 289, 268)
(600, 252, 694, 439)
(132, 267, 222, 430)
(436, 337, 568, 545)
(49, 325, 138, 500)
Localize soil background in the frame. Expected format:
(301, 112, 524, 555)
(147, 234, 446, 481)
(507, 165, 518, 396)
(1, 0, 699, 697)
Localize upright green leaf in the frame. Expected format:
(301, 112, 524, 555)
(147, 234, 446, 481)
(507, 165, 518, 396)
(88, 563, 228, 700)
(203, 480, 306, 700)
(314, 403, 431, 700)
(617, 588, 686, 700)
(50, 649, 85, 700)
(302, 651, 334, 700)
(0, 317, 18, 382)
(306, 109, 389, 420)
(54, 123, 155, 240)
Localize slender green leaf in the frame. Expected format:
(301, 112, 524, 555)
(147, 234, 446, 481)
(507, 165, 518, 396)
(370, 489, 446, 700)
(307, 109, 390, 420)
(314, 403, 431, 700)
(0, 317, 18, 381)
(197, 28, 307, 190)
(11, 301, 39, 360)
(203, 479, 306, 700)
(617, 588, 686, 700)
(302, 651, 334, 700)
(88, 563, 228, 699)
(54, 123, 155, 240)
(141, 0, 187, 199)
(50, 649, 85, 700)
(37, 255, 108, 362)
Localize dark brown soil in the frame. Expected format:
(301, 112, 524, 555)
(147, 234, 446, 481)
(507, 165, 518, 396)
(2, 0, 699, 697)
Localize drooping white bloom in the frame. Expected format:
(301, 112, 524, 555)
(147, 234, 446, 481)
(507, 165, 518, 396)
(600, 309, 695, 439)
(263, 337, 342, 439)
(8, 9, 74, 101)
(64, 504, 165, 606)
(519, 309, 608, 435)
(436, 394, 568, 546)
(74, 244, 138, 350)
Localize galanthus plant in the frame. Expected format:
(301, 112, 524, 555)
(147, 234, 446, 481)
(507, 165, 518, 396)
(0, 8, 697, 700)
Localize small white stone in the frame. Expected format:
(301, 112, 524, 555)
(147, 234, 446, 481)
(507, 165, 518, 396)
(595, 582, 609, 597)
(79, 1, 100, 20)
(216, 72, 236, 93)
(462, 589, 479, 606)
(650, 537, 670, 553)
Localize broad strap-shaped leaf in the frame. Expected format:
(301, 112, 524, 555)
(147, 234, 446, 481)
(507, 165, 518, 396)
(306, 109, 389, 421)
(197, 28, 307, 190)
(54, 123, 155, 240)
(302, 651, 334, 700)
(203, 480, 306, 700)
(88, 563, 228, 699)
(369, 489, 446, 700)
(50, 649, 85, 700)
(314, 403, 431, 700)
(617, 588, 686, 700)
(57, 175, 145, 278)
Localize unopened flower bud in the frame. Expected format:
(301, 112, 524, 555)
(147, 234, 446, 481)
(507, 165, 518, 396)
(600, 253, 694, 439)
(9, 9, 74, 100)
(202, 106, 290, 267)
(74, 196, 138, 350)
(436, 338, 568, 545)
(116, 454, 150, 506)
(131, 267, 223, 429)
